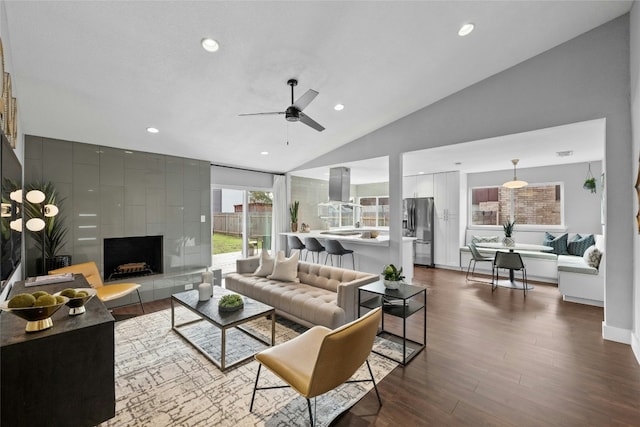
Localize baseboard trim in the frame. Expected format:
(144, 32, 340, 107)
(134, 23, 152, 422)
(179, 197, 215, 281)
(602, 321, 632, 344)
(632, 332, 640, 365)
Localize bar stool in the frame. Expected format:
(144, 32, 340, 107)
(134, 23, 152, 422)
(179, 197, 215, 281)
(324, 239, 355, 269)
(304, 237, 326, 264)
(287, 235, 306, 258)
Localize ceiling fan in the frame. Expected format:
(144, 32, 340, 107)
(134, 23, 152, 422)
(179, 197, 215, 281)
(239, 79, 325, 132)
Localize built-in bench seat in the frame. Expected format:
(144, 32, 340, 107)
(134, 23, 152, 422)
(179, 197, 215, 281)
(459, 230, 604, 306)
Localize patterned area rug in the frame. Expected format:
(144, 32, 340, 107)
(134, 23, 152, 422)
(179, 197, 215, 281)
(99, 307, 400, 427)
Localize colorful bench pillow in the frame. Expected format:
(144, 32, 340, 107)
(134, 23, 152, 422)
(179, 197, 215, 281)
(543, 232, 569, 255)
(568, 234, 595, 257)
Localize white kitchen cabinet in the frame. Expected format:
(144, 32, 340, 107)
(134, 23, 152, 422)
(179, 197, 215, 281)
(433, 171, 460, 268)
(416, 174, 434, 197)
(403, 175, 417, 199)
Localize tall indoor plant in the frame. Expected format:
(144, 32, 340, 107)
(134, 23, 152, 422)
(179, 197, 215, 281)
(24, 182, 71, 273)
(289, 200, 299, 232)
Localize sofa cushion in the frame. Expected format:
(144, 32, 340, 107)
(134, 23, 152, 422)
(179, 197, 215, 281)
(267, 251, 299, 282)
(543, 232, 569, 255)
(254, 250, 275, 277)
(225, 274, 345, 328)
(558, 254, 598, 275)
(568, 234, 595, 257)
(583, 245, 602, 269)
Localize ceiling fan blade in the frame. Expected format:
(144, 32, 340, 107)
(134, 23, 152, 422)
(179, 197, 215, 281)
(299, 112, 325, 132)
(293, 89, 319, 111)
(238, 112, 284, 116)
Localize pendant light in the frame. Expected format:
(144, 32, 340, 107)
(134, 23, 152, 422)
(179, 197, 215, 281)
(503, 159, 528, 189)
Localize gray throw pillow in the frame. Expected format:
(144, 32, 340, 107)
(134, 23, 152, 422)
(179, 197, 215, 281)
(543, 232, 569, 255)
(568, 234, 595, 257)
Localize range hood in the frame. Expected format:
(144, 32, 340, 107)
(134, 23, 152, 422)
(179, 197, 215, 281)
(329, 167, 350, 202)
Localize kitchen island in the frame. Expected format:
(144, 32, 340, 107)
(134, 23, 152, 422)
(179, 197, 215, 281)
(282, 230, 416, 283)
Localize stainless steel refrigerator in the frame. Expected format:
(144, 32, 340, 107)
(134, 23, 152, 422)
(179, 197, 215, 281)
(403, 197, 435, 267)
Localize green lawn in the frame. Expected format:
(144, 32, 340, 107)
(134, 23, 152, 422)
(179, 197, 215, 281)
(212, 233, 243, 255)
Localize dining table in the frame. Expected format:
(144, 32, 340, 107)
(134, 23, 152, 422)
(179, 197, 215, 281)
(474, 242, 553, 290)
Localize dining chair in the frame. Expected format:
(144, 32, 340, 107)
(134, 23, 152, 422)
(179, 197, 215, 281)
(250, 307, 382, 426)
(49, 261, 145, 312)
(492, 251, 528, 297)
(466, 242, 494, 281)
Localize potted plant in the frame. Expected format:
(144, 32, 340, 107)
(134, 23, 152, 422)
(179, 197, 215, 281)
(503, 219, 515, 247)
(583, 177, 597, 193)
(289, 200, 299, 232)
(382, 264, 405, 289)
(24, 182, 71, 274)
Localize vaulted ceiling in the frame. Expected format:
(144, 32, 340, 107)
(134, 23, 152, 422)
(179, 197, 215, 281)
(3, 1, 632, 173)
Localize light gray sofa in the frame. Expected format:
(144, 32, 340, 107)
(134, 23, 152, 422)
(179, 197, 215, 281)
(225, 257, 379, 329)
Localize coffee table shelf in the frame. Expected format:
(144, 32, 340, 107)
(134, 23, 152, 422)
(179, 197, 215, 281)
(171, 288, 275, 371)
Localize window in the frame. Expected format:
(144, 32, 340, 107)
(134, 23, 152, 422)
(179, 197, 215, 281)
(470, 184, 562, 226)
(359, 196, 389, 227)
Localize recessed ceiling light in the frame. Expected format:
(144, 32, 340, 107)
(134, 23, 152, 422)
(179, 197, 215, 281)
(418, 171, 425, 175)
(334, 104, 345, 111)
(260, 151, 269, 155)
(201, 38, 220, 52)
(146, 127, 159, 134)
(458, 23, 475, 37)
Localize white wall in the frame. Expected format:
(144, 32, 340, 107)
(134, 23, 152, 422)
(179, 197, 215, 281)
(467, 161, 603, 234)
(295, 15, 634, 344)
(629, 2, 640, 363)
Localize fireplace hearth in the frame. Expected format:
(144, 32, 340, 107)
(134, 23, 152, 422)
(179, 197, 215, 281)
(103, 236, 163, 281)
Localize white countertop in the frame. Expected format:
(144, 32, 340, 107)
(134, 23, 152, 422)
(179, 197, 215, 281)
(282, 231, 416, 246)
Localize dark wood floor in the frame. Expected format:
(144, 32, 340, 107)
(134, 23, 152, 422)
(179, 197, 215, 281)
(112, 267, 640, 426)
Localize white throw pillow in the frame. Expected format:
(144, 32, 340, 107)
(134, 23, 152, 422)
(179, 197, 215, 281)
(267, 251, 300, 282)
(583, 245, 602, 269)
(254, 250, 275, 277)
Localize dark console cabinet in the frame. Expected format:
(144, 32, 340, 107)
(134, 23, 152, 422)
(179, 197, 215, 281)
(1, 276, 115, 427)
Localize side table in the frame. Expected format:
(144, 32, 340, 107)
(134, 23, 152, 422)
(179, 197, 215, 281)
(358, 280, 426, 365)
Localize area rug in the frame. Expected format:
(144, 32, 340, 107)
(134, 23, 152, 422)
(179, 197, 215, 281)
(99, 307, 399, 427)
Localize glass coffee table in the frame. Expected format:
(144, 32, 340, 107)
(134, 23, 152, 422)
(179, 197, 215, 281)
(171, 288, 275, 371)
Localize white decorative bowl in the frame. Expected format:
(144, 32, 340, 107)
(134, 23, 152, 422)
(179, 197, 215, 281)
(383, 279, 401, 290)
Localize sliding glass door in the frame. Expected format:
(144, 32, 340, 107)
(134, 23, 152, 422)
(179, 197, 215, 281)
(212, 188, 273, 275)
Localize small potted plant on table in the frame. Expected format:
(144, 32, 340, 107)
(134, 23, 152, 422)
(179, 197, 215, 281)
(381, 264, 405, 289)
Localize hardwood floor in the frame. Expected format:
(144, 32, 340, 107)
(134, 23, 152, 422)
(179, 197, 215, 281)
(112, 267, 640, 426)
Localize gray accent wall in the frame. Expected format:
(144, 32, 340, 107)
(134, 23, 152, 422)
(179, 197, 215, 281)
(24, 135, 212, 278)
(295, 16, 634, 341)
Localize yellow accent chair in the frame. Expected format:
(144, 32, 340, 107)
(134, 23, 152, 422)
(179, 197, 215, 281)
(49, 261, 144, 313)
(250, 307, 382, 426)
